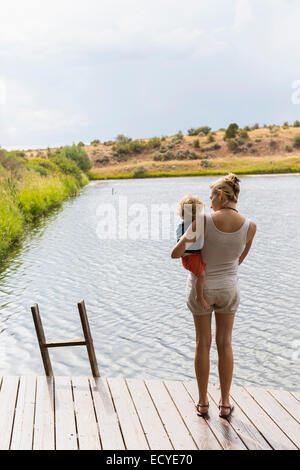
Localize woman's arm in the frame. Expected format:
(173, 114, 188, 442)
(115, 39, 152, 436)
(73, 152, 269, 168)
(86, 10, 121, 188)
(171, 215, 205, 259)
(239, 221, 257, 265)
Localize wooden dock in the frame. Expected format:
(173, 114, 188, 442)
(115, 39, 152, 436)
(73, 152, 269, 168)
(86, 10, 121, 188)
(0, 376, 299, 450)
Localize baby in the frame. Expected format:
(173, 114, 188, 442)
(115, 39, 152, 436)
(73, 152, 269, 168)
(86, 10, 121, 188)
(176, 195, 210, 310)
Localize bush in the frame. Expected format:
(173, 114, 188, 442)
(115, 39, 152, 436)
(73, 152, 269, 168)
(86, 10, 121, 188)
(193, 139, 200, 148)
(239, 130, 249, 139)
(169, 132, 184, 146)
(0, 149, 25, 178)
(128, 140, 145, 153)
(78, 141, 85, 147)
(58, 144, 91, 173)
(112, 139, 145, 155)
(112, 151, 129, 162)
(91, 139, 100, 146)
(50, 155, 82, 181)
(146, 137, 161, 149)
(201, 159, 213, 168)
(251, 123, 260, 130)
(153, 152, 163, 161)
(270, 140, 278, 150)
(187, 126, 211, 136)
(285, 144, 293, 153)
(115, 134, 132, 143)
(293, 135, 300, 148)
(198, 126, 211, 136)
(227, 139, 238, 151)
(225, 123, 239, 140)
(294, 120, 300, 128)
(167, 141, 175, 149)
(153, 150, 175, 161)
(212, 143, 221, 150)
(96, 156, 110, 165)
(187, 128, 198, 136)
(207, 133, 215, 143)
(133, 166, 148, 178)
(174, 150, 199, 160)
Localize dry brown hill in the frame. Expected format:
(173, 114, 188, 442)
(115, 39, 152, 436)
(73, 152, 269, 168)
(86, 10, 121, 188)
(24, 125, 300, 177)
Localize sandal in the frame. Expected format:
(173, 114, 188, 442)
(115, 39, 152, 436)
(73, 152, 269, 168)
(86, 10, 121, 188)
(196, 402, 209, 416)
(218, 403, 234, 418)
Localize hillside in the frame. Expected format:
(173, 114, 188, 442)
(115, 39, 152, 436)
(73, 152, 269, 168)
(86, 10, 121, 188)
(24, 124, 300, 178)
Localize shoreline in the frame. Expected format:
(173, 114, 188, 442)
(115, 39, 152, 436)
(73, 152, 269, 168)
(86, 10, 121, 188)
(88, 168, 300, 180)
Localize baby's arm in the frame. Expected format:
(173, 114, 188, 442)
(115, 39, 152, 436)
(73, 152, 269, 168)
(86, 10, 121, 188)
(185, 213, 205, 251)
(171, 213, 205, 259)
(171, 232, 196, 259)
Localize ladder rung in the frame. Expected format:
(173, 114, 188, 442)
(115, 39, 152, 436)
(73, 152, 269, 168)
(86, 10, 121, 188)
(44, 338, 86, 348)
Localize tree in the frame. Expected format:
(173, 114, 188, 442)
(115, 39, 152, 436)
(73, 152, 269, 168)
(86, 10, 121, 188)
(225, 123, 239, 140)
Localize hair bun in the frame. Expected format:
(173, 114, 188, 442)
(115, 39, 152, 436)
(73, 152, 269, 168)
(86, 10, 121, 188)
(224, 173, 240, 188)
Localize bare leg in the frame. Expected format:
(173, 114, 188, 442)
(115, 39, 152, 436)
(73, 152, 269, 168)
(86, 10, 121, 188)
(192, 313, 212, 411)
(215, 313, 235, 415)
(195, 271, 210, 310)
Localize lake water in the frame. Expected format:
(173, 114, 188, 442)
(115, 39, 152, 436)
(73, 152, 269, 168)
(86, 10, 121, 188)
(0, 175, 299, 391)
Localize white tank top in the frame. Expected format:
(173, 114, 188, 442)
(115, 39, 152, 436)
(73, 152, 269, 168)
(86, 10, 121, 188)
(200, 212, 251, 289)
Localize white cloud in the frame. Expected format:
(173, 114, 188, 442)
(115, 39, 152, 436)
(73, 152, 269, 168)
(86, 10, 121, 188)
(0, 0, 230, 62)
(0, 77, 90, 147)
(234, 0, 253, 32)
(1, 0, 300, 148)
(0, 77, 6, 105)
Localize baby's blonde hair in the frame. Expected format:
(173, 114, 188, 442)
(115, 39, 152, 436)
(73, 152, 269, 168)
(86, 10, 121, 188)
(177, 195, 205, 221)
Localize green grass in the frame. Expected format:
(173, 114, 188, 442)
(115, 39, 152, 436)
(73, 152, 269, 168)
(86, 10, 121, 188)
(88, 163, 300, 180)
(0, 184, 24, 255)
(0, 153, 89, 259)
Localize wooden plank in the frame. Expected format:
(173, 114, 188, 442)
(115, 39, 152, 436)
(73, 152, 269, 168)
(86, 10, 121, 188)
(208, 384, 272, 450)
(290, 391, 300, 403)
(89, 377, 125, 450)
(10, 376, 36, 450)
(184, 381, 247, 450)
(107, 378, 149, 450)
(72, 377, 101, 450)
(165, 380, 222, 450)
(0, 376, 19, 450)
(33, 376, 55, 450)
(45, 338, 86, 348)
(230, 384, 297, 450)
(126, 378, 173, 450)
(55, 377, 77, 450)
(145, 379, 198, 450)
(246, 386, 300, 449)
(268, 389, 300, 424)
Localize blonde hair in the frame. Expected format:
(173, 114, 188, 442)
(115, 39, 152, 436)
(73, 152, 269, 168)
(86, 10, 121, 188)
(177, 195, 205, 220)
(210, 173, 241, 204)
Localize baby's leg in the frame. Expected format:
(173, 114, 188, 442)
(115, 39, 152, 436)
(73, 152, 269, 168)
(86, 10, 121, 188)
(196, 271, 210, 310)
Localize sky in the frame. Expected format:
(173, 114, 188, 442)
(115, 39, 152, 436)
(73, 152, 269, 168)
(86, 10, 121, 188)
(0, 0, 300, 150)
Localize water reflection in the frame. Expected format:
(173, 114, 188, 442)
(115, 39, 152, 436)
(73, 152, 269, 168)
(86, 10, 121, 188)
(0, 176, 299, 391)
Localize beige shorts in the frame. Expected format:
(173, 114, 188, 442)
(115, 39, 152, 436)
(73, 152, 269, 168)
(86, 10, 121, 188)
(186, 275, 240, 315)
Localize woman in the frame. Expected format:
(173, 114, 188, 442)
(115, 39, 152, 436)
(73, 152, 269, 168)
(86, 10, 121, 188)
(171, 173, 257, 418)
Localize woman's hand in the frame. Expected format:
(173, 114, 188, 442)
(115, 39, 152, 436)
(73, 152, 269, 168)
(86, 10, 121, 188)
(238, 221, 257, 265)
